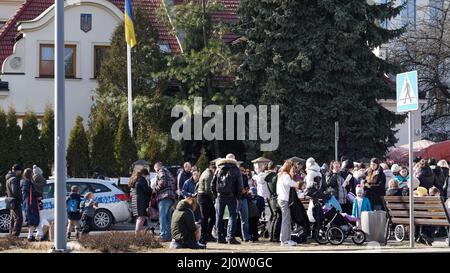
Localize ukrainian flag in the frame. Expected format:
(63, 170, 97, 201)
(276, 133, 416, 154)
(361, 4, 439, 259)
(125, 0, 136, 48)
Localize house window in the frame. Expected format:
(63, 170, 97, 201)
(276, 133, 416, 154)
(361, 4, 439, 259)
(401, 0, 416, 28)
(93, 45, 110, 78)
(39, 44, 76, 78)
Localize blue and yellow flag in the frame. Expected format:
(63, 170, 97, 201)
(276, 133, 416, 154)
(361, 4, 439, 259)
(125, 0, 136, 48)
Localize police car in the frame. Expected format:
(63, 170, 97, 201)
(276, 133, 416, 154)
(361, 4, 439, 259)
(0, 178, 131, 233)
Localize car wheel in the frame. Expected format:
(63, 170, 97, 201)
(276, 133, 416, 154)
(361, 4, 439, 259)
(0, 210, 10, 233)
(93, 209, 113, 231)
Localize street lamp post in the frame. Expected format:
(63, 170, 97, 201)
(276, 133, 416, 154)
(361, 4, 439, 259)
(54, 0, 67, 252)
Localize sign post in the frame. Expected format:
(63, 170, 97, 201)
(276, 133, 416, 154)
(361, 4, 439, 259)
(396, 70, 419, 248)
(335, 121, 339, 162)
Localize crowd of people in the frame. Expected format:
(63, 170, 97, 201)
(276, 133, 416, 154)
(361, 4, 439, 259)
(4, 153, 449, 248)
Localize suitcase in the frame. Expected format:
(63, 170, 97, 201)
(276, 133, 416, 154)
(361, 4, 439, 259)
(361, 210, 387, 243)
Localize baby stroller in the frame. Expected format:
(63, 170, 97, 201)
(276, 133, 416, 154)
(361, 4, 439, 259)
(318, 207, 366, 245)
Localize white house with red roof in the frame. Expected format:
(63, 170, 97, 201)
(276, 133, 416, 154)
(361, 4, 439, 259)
(0, 0, 183, 137)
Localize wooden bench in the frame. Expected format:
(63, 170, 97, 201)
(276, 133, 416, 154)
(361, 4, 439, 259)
(383, 196, 450, 246)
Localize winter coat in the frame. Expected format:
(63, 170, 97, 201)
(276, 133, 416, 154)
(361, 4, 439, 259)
(254, 172, 269, 199)
(326, 172, 347, 204)
(32, 173, 47, 198)
(442, 167, 450, 198)
(352, 197, 372, 219)
(177, 170, 192, 196)
(383, 170, 395, 189)
(6, 172, 22, 204)
(130, 176, 152, 217)
(386, 188, 403, 196)
(211, 158, 243, 199)
(155, 167, 177, 202)
(289, 187, 310, 233)
(198, 168, 214, 198)
(265, 171, 279, 212)
(22, 179, 40, 226)
(131, 176, 152, 216)
(66, 192, 82, 220)
(364, 166, 386, 207)
(182, 178, 197, 198)
(417, 166, 436, 190)
(431, 165, 445, 194)
(171, 200, 197, 246)
(395, 175, 409, 189)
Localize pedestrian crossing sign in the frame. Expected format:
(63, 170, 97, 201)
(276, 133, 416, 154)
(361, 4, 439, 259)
(396, 71, 418, 113)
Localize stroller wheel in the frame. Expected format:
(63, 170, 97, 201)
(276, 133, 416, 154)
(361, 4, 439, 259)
(394, 225, 406, 242)
(313, 228, 328, 245)
(327, 227, 345, 245)
(351, 230, 366, 245)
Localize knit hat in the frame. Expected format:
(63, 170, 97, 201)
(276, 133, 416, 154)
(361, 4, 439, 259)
(33, 165, 43, 176)
(391, 164, 401, 174)
(437, 160, 449, 169)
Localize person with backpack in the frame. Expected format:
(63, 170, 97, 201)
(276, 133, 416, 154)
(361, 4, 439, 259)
(211, 154, 244, 244)
(237, 165, 251, 243)
(5, 164, 23, 237)
(66, 185, 82, 239)
(154, 161, 177, 242)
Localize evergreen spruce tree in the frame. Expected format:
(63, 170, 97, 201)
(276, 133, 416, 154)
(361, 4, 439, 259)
(40, 106, 54, 177)
(114, 112, 138, 176)
(67, 116, 90, 177)
(5, 108, 21, 166)
(236, 0, 405, 163)
(195, 148, 209, 173)
(90, 116, 116, 176)
(20, 111, 42, 168)
(0, 108, 8, 195)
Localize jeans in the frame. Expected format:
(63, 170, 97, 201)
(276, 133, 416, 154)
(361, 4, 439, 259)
(215, 195, 237, 240)
(9, 205, 23, 236)
(158, 198, 174, 240)
(198, 193, 215, 237)
(278, 199, 291, 243)
(232, 198, 250, 241)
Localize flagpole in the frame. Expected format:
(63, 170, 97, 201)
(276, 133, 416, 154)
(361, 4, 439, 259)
(127, 44, 133, 137)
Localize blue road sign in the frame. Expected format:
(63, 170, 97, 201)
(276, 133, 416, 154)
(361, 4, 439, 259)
(396, 71, 418, 113)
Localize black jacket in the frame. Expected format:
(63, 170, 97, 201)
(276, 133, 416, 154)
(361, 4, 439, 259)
(364, 167, 386, 207)
(325, 172, 341, 200)
(417, 166, 435, 190)
(177, 170, 192, 195)
(211, 158, 243, 198)
(431, 166, 445, 193)
(442, 167, 450, 198)
(386, 188, 403, 197)
(66, 192, 82, 220)
(6, 171, 22, 204)
(289, 188, 310, 233)
(131, 176, 152, 217)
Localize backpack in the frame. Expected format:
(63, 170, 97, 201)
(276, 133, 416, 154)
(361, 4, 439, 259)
(217, 167, 235, 195)
(67, 197, 80, 213)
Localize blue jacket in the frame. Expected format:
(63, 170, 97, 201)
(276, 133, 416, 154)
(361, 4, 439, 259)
(182, 178, 196, 198)
(352, 197, 372, 219)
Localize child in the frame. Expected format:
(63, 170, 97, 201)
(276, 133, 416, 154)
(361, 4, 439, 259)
(429, 186, 440, 197)
(415, 187, 428, 197)
(352, 185, 372, 227)
(386, 179, 403, 196)
(66, 185, 82, 239)
(81, 192, 98, 235)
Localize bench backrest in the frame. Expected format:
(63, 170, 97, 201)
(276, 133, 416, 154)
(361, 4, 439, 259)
(383, 196, 450, 227)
